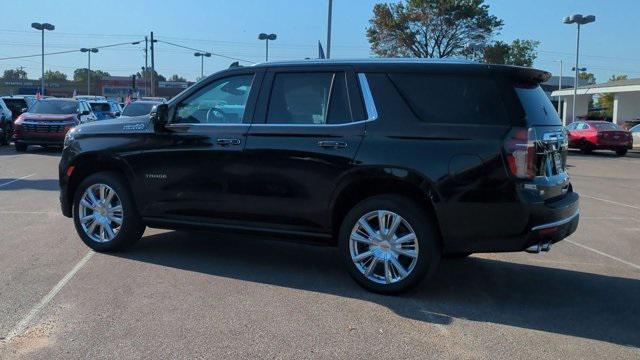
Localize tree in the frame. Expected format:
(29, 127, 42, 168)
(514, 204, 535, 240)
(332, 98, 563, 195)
(367, 0, 503, 58)
(578, 72, 596, 85)
(136, 69, 166, 83)
(73, 68, 110, 85)
(2, 68, 28, 80)
(482, 39, 539, 67)
(169, 74, 186, 82)
(43, 70, 67, 82)
(598, 74, 628, 117)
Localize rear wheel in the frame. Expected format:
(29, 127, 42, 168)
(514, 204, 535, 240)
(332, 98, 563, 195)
(73, 172, 145, 252)
(339, 195, 441, 294)
(616, 149, 628, 156)
(14, 142, 27, 152)
(0, 122, 10, 145)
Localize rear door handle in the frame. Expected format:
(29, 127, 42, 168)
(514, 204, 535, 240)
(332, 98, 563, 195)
(216, 138, 241, 146)
(317, 140, 348, 149)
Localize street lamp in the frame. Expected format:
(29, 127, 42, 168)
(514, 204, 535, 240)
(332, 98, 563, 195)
(258, 33, 277, 62)
(80, 48, 99, 95)
(563, 14, 595, 124)
(194, 52, 211, 80)
(31, 22, 55, 96)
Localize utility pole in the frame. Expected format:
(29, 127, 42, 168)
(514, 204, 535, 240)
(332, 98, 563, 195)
(144, 36, 148, 96)
(326, 0, 333, 59)
(150, 31, 155, 97)
(557, 60, 562, 116)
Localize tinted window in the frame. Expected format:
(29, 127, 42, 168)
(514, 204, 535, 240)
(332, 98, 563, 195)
(389, 73, 509, 125)
(122, 102, 158, 117)
(89, 102, 112, 112)
(3, 98, 28, 117)
(267, 72, 351, 125)
(515, 85, 561, 126)
(175, 74, 254, 124)
(592, 122, 619, 130)
(30, 100, 78, 115)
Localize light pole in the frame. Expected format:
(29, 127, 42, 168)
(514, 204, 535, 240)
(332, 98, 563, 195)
(554, 60, 563, 116)
(326, 0, 333, 59)
(31, 22, 55, 96)
(194, 52, 211, 80)
(563, 14, 595, 124)
(80, 48, 98, 95)
(258, 33, 277, 62)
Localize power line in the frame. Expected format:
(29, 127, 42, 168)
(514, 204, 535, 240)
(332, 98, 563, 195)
(0, 40, 145, 61)
(156, 39, 255, 64)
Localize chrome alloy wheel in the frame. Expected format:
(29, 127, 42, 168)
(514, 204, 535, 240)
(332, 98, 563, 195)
(349, 210, 419, 284)
(78, 183, 123, 243)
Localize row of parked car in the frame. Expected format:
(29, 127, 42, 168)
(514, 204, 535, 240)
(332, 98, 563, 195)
(0, 95, 164, 152)
(565, 120, 640, 156)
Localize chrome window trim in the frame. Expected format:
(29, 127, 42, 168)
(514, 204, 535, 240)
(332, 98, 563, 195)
(358, 73, 378, 122)
(164, 73, 380, 129)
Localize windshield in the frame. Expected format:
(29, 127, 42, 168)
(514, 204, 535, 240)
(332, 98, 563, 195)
(592, 122, 619, 131)
(29, 100, 77, 115)
(89, 102, 112, 112)
(514, 84, 561, 126)
(3, 99, 28, 117)
(122, 102, 157, 117)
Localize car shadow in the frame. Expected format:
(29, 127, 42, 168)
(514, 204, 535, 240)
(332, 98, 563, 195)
(0, 145, 62, 157)
(0, 178, 58, 191)
(111, 230, 640, 348)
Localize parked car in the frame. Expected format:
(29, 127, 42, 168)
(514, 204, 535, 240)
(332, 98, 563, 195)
(1, 95, 37, 140)
(566, 121, 633, 156)
(13, 98, 89, 151)
(77, 100, 98, 123)
(87, 100, 121, 120)
(120, 100, 163, 117)
(59, 59, 579, 293)
(630, 124, 640, 149)
(0, 99, 13, 145)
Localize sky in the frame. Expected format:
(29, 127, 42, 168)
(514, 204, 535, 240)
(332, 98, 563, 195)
(0, 0, 638, 83)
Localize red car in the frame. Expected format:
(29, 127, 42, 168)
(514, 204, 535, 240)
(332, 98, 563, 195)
(566, 121, 633, 156)
(13, 98, 86, 152)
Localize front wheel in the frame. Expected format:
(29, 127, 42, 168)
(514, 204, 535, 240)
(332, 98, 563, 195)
(339, 195, 441, 294)
(73, 172, 145, 252)
(615, 149, 628, 156)
(0, 122, 10, 145)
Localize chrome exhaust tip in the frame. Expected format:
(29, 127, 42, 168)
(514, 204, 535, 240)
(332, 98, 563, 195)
(525, 244, 541, 254)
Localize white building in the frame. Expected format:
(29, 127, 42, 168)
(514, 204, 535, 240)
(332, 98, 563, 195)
(551, 78, 640, 126)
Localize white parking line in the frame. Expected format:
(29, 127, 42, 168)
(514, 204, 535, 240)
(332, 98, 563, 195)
(0, 173, 36, 188)
(566, 240, 640, 271)
(2, 251, 94, 342)
(582, 194, 640, 211)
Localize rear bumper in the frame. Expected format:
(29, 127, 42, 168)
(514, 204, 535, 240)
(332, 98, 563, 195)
(445, 191, 580, 254)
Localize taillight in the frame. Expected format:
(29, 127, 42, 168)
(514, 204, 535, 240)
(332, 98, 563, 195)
(504, 127, 536, 179)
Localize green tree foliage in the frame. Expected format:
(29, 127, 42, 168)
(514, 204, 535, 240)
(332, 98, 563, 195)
(2, 68, 28, 80)
(73, 68, 110, 85)
(43, 70, 67, 82)
(367, 0, 503, 58)
(482, 39, 540, 67)
(578, 72, 596, 85)
(169, 74, 187, 82)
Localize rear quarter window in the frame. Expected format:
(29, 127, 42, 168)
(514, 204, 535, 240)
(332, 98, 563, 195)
(514, 85, 561, 126)
(389, 73, 510, 126)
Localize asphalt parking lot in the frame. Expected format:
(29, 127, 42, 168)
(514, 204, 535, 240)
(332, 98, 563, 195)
(0, 146, 638, 359)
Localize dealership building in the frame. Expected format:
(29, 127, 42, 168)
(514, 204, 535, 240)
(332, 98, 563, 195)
(552, 78, 640, 126)
(0, 76, 191, 100)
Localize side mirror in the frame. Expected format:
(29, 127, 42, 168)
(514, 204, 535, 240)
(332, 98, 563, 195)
(150, 104, 169, 131)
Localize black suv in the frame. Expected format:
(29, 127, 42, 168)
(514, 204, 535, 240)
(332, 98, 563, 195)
(59, 59, 579, 293)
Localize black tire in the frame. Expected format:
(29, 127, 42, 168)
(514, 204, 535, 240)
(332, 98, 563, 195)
(580, 142, 593, 154)
(14, 142, 27, 152)
(73, 171, 145, 252)
(338, 195, 441, 294)
(443, 252, 472, 259)
(0, 122, 9, 145)
(615, 149, 627, 156)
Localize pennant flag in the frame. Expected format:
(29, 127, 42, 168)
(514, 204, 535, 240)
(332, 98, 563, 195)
(318, 41, 326, 59)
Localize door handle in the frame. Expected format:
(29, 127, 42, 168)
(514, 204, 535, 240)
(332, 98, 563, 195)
(317, 140, 348, 149)
(216, 138, 241, 146)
